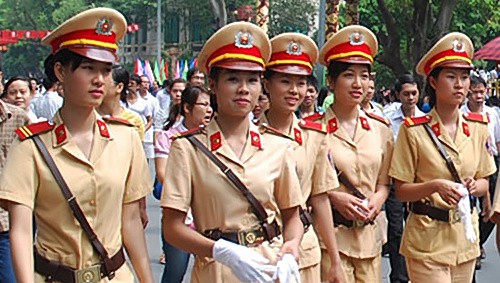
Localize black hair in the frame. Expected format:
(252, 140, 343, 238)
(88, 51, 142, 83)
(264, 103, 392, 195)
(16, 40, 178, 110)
(41, 76, 57, 90)
(470, 75, 487, 88)
(29, 77, 39, 91)
(327, 61, 372, 82)
(317, 86, 330, 107)
(169, 78, 187, 91)
(162, 79, 171, 89)
(111, 65, 130, 105)
(44, 49, 85, 83)
(129, 74, 141, 85)
(263, 69, 276, 80)
(163, 85, 209, 130)
(424, 67, 443, 109)
(187, 67, 202, 82)
(208, 67, 223, 81)
(394, 74, 418, 93)
(306, 75, 319, 93)
(1, 76, 30, 97)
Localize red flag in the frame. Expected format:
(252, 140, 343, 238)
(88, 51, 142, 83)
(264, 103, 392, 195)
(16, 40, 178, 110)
(163, 60, 169, 79)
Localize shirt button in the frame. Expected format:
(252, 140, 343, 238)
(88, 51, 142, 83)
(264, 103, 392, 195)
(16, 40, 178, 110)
(90, 200, 96, 206)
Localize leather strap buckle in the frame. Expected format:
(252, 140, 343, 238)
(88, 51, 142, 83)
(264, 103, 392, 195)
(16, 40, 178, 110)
(450, 208, 461, 224)
(76, 265, 101, 283)
(238, 229, 265, 247)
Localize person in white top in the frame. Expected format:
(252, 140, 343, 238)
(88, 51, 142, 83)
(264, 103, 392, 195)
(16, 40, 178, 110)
(1, 76, 44, 122)
(460, 75, 500, 273)
(33, 78, 63, 121)
(383, 74, 425, 283)
(361, 74, 384, 116)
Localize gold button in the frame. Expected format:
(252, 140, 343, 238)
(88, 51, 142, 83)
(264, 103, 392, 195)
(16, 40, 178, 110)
(90, 200, 96, 206)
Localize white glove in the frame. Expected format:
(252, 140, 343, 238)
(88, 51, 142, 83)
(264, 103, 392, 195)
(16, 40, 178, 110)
(212, 239, 276, 282)
(273, 253, 300, 283)
(457, 184, 476, 243)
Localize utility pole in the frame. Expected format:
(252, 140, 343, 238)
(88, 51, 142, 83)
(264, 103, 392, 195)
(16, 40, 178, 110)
(156, 0, 162, 65)
(316, 0, 326, 86)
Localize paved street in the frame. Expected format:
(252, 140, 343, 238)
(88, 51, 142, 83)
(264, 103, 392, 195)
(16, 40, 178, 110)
(144, 195, 499, 282)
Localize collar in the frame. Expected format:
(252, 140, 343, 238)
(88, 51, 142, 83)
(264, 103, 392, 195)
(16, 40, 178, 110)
(428, 108, 471, 139)
(51, 111, 113, 147)
(394, 104, 426, 119)
(259, 114, 302, 145)
(206, 119, 264, 152)
(326, 107, 371, 133)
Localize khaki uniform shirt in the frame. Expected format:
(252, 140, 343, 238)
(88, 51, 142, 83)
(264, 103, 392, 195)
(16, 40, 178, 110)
(0, 101, 29, 232)
(389, 109, 496, 265)
(322, 107, 394, 259)
(161, 119, 303, 282)
(259, 115, 339, 268)
(0, 113, 151, 282)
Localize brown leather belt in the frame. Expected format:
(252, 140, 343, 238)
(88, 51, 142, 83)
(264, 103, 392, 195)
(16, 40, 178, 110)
(204, 224, 281, 247)
(332, 208, 374, 228)
(410, 201, 460, 223)
(35, 248, 125, 283)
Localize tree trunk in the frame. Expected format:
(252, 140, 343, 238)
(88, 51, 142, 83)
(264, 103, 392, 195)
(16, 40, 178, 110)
(345, 0, 359, 26)
(325, 0, 341, 41)
(256, 0, 269, 34)
(209, 0, 227, 28)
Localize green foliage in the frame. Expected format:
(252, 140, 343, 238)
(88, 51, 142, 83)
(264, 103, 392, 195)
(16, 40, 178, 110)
(268, 0, 317, 37)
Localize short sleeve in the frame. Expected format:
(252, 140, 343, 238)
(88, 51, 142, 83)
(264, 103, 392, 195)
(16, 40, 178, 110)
(311, 135, 338, 196)
(377, 125, 394, 185)
(274, 146, 303, 209)
(155, 131, 172, 158)
(0, 139, 38, 210)
(389, 125, 417, 183)
(160, 138, 192, 213)
(475, 126, 496, 179)
(123, 129, 152, 203)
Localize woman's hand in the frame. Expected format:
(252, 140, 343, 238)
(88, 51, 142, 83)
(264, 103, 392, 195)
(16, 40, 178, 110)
(433, 179, 464, 205)
(366, 192, 386, 221)
(327, 260, 347, 283)
(464, 177, 480, 197)
(279, 239, 300, 261)
(329, 192, 369, 221)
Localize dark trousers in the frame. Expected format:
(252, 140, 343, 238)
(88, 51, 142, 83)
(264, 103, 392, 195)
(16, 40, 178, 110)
(161, 222, 190, 283)
(386, 186, 409, 283)
(0, 231, 15, 283)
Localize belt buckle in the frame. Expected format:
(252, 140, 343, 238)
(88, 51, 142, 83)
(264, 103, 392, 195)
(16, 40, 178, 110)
(76, 265, 101, 283)
(353, 220, 365, 228)
(451, 208, 461, 224)
(238, 229, 264, 247)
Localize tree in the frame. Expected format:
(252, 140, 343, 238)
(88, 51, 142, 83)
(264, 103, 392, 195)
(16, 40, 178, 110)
(268, 0, 317, 37)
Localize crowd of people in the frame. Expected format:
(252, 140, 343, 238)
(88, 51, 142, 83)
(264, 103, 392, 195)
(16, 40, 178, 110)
(0, 6, 499, 283)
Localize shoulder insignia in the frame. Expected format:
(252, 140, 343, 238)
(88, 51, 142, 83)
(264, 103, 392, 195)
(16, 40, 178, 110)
(102, 116, 133, 127)
(327, 118, 338, 133)
(463, 112, 489, 124)
(365, 112, 391, 126)
(302, 112, 324, 122)
(97, 120, 110, 138)
(250, 131, 262, 149)
(403, 115, 432, 127)
(293, 128, 303, 145)
(360, 116, 370, 130)
(259, 123, 294, 141)
(298, 120, 327, 134)
(15, 121, 54, 141)
(171, 126, 204, 141)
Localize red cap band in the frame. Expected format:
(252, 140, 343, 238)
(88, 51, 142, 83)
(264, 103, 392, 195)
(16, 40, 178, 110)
(50, 29, 117, 54)
(206, 43, 264, 71)
(324, 41, 373, 64)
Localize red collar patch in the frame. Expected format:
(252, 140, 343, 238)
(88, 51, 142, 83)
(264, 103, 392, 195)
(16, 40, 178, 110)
(328, 118, 338, 133)
(250, 131, 262, 149)
(210, 132, 222, 151)
(462, 122, 470, 137)
(97, 120, 110, 138)
(294, 128, 303, 145)
(431, 122, 441, 137)
(55, 124, 67, 145)
(360, 116, 370, 130)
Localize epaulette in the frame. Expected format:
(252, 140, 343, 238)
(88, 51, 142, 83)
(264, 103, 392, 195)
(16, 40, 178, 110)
(15, 121, 54, 141)
(403, 115, 432, 127)
(171, 126, 204, 140)
(463, 112, 489, 124)
(298, 119, 327, 134)
(259, 123, 294, 141)
(302, 112, 324, 122)
(102, 116, 133, 126)
(365, 112, 391, 126)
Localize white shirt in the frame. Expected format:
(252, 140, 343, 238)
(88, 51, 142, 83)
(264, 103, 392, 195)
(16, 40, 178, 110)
(126, 95, 151, 130)
(460, 103, 500, 156)
(138, 92, 159, 144)
(364, 101, 385, 117)
(154, 89, 171, 131)
(34, 90, 63, 121)
(384, 104, 425, 141)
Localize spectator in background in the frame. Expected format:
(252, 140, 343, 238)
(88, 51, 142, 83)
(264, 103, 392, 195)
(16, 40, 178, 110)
(126, 74, 151, 139)
(186, 67, 205, 87)
(317, 86, 330, 109)
(295, 75, 323, 119)
(152, 80, 161, 96)
(29, 78, 39, 98)
(1, 76, 40, 122)
(33, 76, 63, 121)
(361, 73, 384, 116)
(154, 79, 172, 135)
(251, 90, 269, 123)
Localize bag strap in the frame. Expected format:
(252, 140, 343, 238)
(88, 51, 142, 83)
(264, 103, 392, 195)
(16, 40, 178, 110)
(31, 136, 116, 278)
(186, 136, 269, 225)
(327, 154, 367, 199)
(423, 124, 462, 183)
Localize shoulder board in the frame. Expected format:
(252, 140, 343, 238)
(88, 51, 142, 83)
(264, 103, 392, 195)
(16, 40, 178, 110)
(15, 121, 54, 141)
(365, 112, 391, 126)
(259, 124, 294, 141)
(298, 120, 327, 133)
(102, 116, 133, 126)
(302, 112, 324, 122)
(463, 112, 489, 124)
(171, 126, 204, 140)
(403, 115, 432, 127)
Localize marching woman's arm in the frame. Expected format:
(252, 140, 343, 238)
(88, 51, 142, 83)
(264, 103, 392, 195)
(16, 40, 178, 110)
(8, 202, 33, 283)
(122, 200, 154, 283)
(394, 178, 464, 205)
(279, 206, 304, 259)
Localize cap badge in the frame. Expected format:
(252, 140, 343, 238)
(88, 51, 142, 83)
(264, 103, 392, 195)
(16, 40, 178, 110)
(452, 39, 465, 52)
(96, 18, 113, 36)
(349, 32, 364, 46)
(235, 31, 253, 48)
(287, 41, 302, 56)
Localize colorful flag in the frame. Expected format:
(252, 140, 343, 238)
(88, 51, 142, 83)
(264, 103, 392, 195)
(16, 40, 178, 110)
(175, 60, 180, 79)
(134, 58, 144, 76)
(189, 58, 195, 69)
(160, 58, 166, 82)
(193, 57, 198, 68)
(164, 60, 169, 80)
(182, 60, 189, 80)
(144, 60, 155, 85)
(153, 60, 161, 82)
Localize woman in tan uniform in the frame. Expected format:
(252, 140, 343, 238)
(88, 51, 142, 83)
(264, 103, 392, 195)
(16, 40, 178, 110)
(389, 32, 496, 283)
(317, 25, 394, 282)
(260, 32, 345, 283)
(161, 22, 304, 283)
(0, 8, 154, 282)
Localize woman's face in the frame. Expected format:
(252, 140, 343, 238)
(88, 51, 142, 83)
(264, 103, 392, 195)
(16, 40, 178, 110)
(103, 75, 123, 103)
(328, 64, 370, 107)
(210, 69, 261, 118)
(56, 58, 112, 109)
(4, 80, 31, 110)
(265, 72, 307, 114)
(302, 84, 318, 108)
(170, 82, 186, 105)
(430, 68, 470, 107)
(185, 92, 213, 127)
(252, 94, 270, 119)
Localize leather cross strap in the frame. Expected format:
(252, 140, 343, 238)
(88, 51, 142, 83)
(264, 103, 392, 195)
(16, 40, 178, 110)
(423, 124, 462, 183)
(31, 136, 117, 280)
(186, 135, 279, 241)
